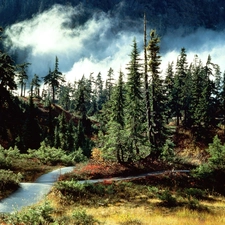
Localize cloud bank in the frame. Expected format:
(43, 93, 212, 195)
(4, 3, 225, 85)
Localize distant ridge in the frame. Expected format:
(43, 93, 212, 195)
(0, 0, 225, 33)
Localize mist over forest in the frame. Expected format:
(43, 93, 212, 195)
(1, 1, 225, 84)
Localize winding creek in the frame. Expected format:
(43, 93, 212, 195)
(0, 167, 189, 213)
(0, 167, 75, 213)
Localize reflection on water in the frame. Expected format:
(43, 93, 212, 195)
(0, 166, 74, 213)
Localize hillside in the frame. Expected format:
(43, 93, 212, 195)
(0, 0, 225, 33)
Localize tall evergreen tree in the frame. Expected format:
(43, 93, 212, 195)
(43, 56, 65, 102)
(126, 38, 144, 157)
(144, 14, 152, 145)
(164, 62, 175, 124)
(95, 72, 107, 111)
(30, 74, 41, 97)
(105, 67, 114, 101)
(17, 62, 30, 97)
(101, 70, 127, 162)
(173, 48, 188, 126)
(147, 30, 166, 157)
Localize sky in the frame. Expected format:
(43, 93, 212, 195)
(4, 4, 225, 85)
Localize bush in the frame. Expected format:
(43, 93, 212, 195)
(184, 188, 206, 200)
(207, 135, 225, 169)
(69, 147, 88, 163)
(0, 169, 22, 191)
(158, 189, 177, 206)
(161, 139, 175, 162)
(187, 198, 200, 210)
(71, 209, 99, 225)
(193, 135, 225, 179)
(0, 145, 22, 169)
(27, 142, 74, 166)
(2, 201, 54, 225)
(192, 163, 213, 179)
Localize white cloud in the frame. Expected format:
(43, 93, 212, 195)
(4, 4, 225, 85)
(5, 4, 138, 82)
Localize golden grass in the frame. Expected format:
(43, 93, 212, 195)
(47, 192, 225, 225)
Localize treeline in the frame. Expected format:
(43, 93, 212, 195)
(1, 25, 225, 162)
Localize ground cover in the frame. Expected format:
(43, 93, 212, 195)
(1, 160, 225, 225)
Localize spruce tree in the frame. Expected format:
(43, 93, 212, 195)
(17, 62, 30, 97)
(173, 48, 188, 126)
(43, 56, 65, 102)
(105, 67, 114, 101)
(101, 70, 127, 162)
(144, 14, 152, 145)
(164, 62, 175, 124)
(126, 38, 144, 157)
(30, 74, 41, 97)
(147, 30, 166, 157)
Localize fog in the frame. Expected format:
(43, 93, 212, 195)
(4, 4, 225, 84)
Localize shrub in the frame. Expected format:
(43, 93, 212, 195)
(120, 219, 143, 225)
(0, 169, 22, 191)
(2, 201, 54, 225)
(187, 198, 200, 210)
(158, 189, 177, 206)
(0, 145, 22, 169)
(71, 209, 100, 225)
(69, 147, 87, 163)
(161, 139, 175, 162)
(27, 142, 74, 166)
(184, 188, 206, 200)
(207, 135, 225, 169)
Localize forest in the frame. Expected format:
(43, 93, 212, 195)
(1, 22, 225, 161)
(1, 17, 225, 224)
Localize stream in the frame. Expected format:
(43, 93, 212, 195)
(0, 167, 189, 213)
(0, 167, 75, 213)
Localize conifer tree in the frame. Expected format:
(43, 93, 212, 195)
(144, 14, 152, 145)
(147, 30, 166, 157)
(126, 38, 144, 157)
(95, 72, 106, 110)
(105, 67, 114, 101)
(173, 48, 188, 125)
(101, 70, 127, 162)
(17, 62, 30, 97)
(164, 62, 175, 124)
(30, 74, 41, 97)
(58, 83, 72, 111)
(43, 56, 65, 102)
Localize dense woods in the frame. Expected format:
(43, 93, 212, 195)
(1, 19, 225, 164)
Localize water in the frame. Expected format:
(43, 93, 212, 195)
(0, 166, 74, 213)
(0, 167, 189, 213)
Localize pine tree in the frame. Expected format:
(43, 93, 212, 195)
(43, 56, 65, 102)
(164, 62, 175, 124)
(173, 48, 188, 126)
(126, 38, 144, 157)
(105, 67, 114, 101)
(147, 30, 166, 157)
(101, 70, 126, 162)
(22, 96, 41, 151)
(111, 70, 125, 127)
(144, 14, 152, 145)
(17, 62, 30, 97)
(0, 52, 17, 105)
(95, 72, 106, 110)
(58, 83, 72, 111)
(30, 74, 41, 97)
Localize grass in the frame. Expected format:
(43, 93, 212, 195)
(45, 180, 225, 225)
(1, 160, 225, 224)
